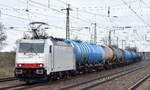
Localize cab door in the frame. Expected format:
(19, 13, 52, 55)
(44, 43, 53, 74)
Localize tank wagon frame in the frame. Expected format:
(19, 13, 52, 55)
(15, 38, 142, 82)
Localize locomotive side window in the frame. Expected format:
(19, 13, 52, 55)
(49, 45, 52, 53)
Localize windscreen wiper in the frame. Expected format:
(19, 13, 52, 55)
(32, 47, 38, 55)
(26, 46, 38, 55)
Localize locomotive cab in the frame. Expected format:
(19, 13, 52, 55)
(15, 39, 51, 81)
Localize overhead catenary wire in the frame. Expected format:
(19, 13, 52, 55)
(2, 13, 65, 30)
(121, 0, 150, 28)
(56, 0, 107, 17)
(5, 28, 28, 32)
(0, 3, 49, 20)
(2, 14, 141, 42)
(26, 0, 119, 32)
(0, 6, 111, 31)
(27, 0, 92, 24)
(120, 0, 150, 47)
(129, 0, 147, 41)
(3, 0, 123, 31)
(132, 0, 142, 14)
(142, 0, 150, 9)
(2, 1, 148, 35)
(18, 0, 100, 32)
(0, 4, 85, 29)
(0, 6, 65, 20)
(22, 0, 114, 34)
(0, 3, 65, 30)
(3, 0, 150, 28)
(0, 0, 149, 50)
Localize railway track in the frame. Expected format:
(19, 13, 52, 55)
(128, 73, 150, 90)
(0, 83, 26, 90)
(57, 65, 148, 90)
(0, 77, 16, 82)
(0, 77, 25, 90)
(0, 80, 39, 90)
(0, 61, 148, 90)
(0, 77, 48, 90)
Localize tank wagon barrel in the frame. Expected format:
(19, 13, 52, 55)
(122, 50, 142, 63)
(102, 46, 114, 63)
(64, 40, 141, 65)
(64, 40, 105, 65)
(110, 47, 124, 64)
(122, 50, 131, 62)
(65, 40, 140, 65)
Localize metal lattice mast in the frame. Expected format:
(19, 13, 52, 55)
(62, 4, 72, 40)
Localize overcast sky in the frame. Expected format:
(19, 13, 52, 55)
(1, 0, 150, 52)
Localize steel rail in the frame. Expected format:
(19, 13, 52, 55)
(0, 77, 16, 82)
(57, 65, 148, 90)
(0, 62, 147, 90)
(128, 73, 150, 90)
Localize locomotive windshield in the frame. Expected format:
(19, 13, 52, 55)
(19, 43, 44, 53)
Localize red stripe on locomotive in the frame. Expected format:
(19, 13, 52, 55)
(16, 63, 44, 68)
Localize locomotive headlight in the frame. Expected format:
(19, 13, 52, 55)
(18, 64, 22, 67)
(37, 64, 44, 68)
(39, 64, 43, 67)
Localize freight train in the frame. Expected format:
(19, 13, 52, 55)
(15, 37, 142, 82)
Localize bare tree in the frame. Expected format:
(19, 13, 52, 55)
(0, 23, 7, 50)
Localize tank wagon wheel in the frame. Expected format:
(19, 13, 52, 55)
(61, 72, 67, 79)
(97, 66, 105, 72)
(103, 62, 111, 70)
(70, 70, 76, 76)
(86, 68, 93, 73)
(64, 71, 71, 79)
(47, 71, 73, 81)
(116, 63, 121, 67)
(47, 73, 58, 81)
(111, 64, 116, 69)
(74, 70, 80, 75)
